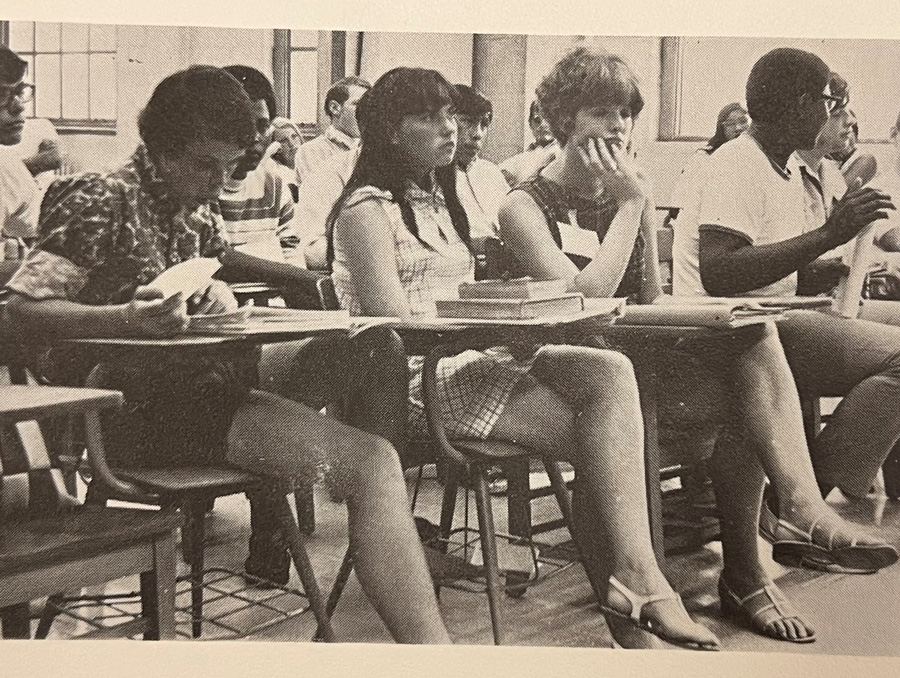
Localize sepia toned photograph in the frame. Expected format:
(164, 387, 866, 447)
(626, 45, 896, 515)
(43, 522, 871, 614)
(3, 0, 900, 674)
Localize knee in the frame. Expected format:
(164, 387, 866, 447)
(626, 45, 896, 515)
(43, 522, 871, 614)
(334, 432, 404, 490)
(583, 349, 638, 392)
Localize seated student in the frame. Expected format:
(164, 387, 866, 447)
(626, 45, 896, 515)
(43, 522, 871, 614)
(675, 47, 900, 508)
(0, 47, 41, 258)
(295, 76, 370, 185)
(269, 117, 303, 202)
(499, 101, 559, 187)
(669, 102, 749, 220)
(4, 65, 451, 645)
(297, 84, 509, 269)
(217, 66, 304, 268)
(328, 66, 720, 651)
(448, 85, 509, 239)
(498, 47, 895, 644)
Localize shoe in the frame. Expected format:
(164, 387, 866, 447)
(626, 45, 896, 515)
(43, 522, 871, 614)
(244, 531, 291, 588)
(719, 578, 815, 644)
(759, 503, 896, 574)
(599, 576, 720, 651)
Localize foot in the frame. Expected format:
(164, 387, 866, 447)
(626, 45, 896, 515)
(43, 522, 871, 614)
(606, 617, 666, 650)
(719, 573, 815, 643)
(244, 531, 291, 587)
(779, 501, 892, 551)
(602, 571, 719, 651)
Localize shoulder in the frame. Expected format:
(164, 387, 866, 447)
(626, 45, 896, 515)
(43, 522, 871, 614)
(43, 171, 125, 216)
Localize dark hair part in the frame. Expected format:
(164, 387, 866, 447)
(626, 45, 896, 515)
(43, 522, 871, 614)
(0, 46, 28, 83)
(139, 66, 256, 158)
(706, 102, 747, 152)
(745, 48, 830, 124)
(324, 75, 372, 118)
(536, 47, 644, 147)
(325, 67, 469, 267)
(453, 84, 493, 120)
(223, 65, 278, 121)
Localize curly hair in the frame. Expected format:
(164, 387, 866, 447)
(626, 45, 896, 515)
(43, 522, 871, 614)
(746, 48, 829, 124)
(535, 47, 644, 147)
(139, 66, 256, 159)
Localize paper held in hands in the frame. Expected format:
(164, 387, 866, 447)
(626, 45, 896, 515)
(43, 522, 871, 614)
(146, 258, 222, 299)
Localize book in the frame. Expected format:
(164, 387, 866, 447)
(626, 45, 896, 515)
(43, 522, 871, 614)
(435, 293, 585, 320)
(146, 257, 222, 299)
(458, 277, 569, 300)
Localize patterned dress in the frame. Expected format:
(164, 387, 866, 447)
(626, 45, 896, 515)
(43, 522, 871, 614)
(512, 174, 645, 301)
(8, 145, 257, 468)
(332, 182, 532, 439)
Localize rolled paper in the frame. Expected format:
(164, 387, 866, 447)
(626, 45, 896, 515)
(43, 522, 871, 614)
(833, 223, 876, 318)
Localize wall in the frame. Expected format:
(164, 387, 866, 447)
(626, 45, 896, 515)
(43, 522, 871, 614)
(359, 32, 473, 86)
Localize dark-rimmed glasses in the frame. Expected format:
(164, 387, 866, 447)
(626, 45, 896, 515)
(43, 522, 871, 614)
(0, 82, 35, 109)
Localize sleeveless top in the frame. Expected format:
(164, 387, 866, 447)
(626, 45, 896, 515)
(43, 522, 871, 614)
(512, 174, 645, 301)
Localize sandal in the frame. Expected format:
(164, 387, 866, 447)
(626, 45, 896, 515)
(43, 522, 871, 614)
(759, 503, 897, 574)
(718, 578, 815, 644)
(600, 576, 720, 651)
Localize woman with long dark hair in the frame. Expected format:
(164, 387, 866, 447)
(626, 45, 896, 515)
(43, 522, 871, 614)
(327, 66, 720, 651)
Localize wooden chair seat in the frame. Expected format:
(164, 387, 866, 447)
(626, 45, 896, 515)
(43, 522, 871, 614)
(0, 506, 179, 577)
(115, 466, 264, 497)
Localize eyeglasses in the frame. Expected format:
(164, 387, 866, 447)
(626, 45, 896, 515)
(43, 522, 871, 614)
(0, 82, 35, 109)
(821, 91, 849, 114)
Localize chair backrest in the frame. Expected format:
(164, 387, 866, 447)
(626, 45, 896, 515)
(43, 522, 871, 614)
(315, 276, 340, 310)
(656, 226, 674, 295)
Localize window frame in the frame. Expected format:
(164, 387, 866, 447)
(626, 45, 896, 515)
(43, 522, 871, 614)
(0, 20, 117, 135)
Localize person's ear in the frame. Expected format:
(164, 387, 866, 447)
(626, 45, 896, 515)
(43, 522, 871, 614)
(327, 100, 342, 119)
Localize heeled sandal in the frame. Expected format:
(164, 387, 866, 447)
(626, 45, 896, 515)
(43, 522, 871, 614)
(719, 578, 815, 644)
(600, 576, 720, 651)
(759, 504, 897, 574)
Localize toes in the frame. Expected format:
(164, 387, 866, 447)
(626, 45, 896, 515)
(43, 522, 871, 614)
(767, 617, 814, 642)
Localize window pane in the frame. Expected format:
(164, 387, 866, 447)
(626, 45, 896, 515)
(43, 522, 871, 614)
(23, 56, 35, 118)
(89, 24, 117, 52)
(9, 22, 34, 53)
(35, 54, 61, 118)
(35, 22, 61, 52)
(290, 30, 318, 49)
(61, 23, 90, 52)
(62, 54, 90, 119)
(89, 53, 117, 119)
(290, 50, 318, 125)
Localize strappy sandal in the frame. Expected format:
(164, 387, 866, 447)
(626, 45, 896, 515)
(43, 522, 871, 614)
(600, 576, 720, 651)
(718, 578, 816, 644)
(759, 504, 897, 574)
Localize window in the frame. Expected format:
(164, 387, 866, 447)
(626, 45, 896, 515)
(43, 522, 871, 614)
(5, 21, 116, 132)
(660, 36, 900, 143)
(288, 30, 319, 129)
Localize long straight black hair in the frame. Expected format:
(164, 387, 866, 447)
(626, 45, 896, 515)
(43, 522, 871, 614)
(325, 67, 471, 268)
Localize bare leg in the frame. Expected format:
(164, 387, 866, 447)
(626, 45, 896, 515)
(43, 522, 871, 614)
(489, 345, 718, 649)
(228, 390, 450, 644)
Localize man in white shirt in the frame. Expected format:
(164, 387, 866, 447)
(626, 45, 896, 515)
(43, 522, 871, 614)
(451, 85, 509, 240)
(499, 101, 558, 187)
(681, 47, 900, 503)
(0, 46, 40, 265)
(294, 76, 370, 186)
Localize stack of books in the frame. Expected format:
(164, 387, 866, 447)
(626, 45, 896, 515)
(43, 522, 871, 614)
(435, 278, 585, 320)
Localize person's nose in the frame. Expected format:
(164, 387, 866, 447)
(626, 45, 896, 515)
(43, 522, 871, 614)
(607, 110, 625, 132)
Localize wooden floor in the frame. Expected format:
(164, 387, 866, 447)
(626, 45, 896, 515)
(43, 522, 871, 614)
(27, 467, 900, 656)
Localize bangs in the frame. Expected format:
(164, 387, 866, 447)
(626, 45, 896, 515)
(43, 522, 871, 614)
(578, 58, 644, 117)
(393, 70, 458, 116)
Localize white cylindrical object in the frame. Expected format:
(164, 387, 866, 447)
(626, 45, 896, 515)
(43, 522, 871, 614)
(833, 223, 876, 318)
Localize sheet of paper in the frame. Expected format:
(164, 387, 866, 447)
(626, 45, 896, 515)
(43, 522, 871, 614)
(557, 221, 599, 259)
(146, 258, 222, 299)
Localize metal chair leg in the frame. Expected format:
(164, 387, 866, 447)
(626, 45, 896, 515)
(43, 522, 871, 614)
(275, 493, 334, 642)
(472, 466, 504, 645)
(313, 546, 354, 641)
(34, 594, 65, 639)
(183, 501, 206, 639)
(294, 483, 316, 535)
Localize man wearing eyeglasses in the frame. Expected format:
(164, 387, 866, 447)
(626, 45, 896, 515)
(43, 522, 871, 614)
(0, 46, 40, 257)
(674, 47, 900, 507)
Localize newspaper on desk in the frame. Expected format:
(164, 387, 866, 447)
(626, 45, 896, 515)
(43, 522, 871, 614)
(622, 295, 832, 328)
(186, 306, 392, 337)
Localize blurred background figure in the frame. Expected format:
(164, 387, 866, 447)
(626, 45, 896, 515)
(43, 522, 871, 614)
(499, 100, 559, 187)
(269, 116, 302, 201)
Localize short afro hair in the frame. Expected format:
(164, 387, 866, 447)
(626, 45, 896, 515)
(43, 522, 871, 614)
(745, 48, 830, 124)
(0, 46, 28, 84)
(223, 65, 278, 121)
(452, 84, 493, 121)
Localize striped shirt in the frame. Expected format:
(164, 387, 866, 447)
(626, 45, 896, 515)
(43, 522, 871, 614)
(218, 159, 303, 265)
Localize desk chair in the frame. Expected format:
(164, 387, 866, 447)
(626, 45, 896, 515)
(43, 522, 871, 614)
(0, 385, 179, 640)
